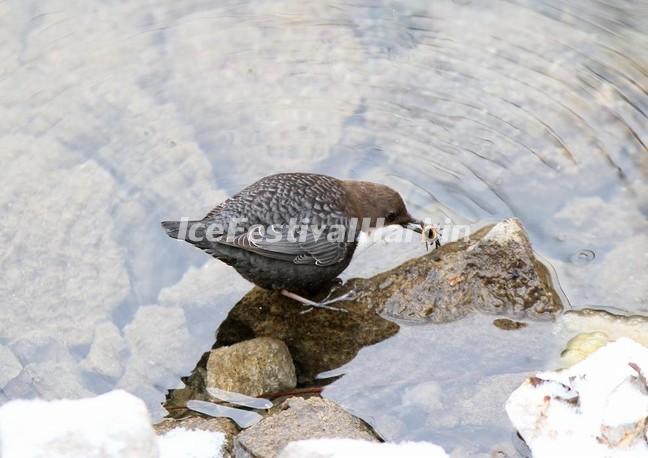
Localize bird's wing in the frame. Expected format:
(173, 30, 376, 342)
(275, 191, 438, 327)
(214, 224, 350, 266)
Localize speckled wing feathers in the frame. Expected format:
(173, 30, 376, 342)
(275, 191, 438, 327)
(203, 173, 354, 266)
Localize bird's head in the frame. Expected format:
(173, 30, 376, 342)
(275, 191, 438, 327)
(342, 180, 424, 233)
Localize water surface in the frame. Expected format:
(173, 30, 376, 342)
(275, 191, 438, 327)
(1, 0, 647, 455)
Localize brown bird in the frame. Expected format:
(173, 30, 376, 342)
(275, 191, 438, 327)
(162, 173, 437, 310)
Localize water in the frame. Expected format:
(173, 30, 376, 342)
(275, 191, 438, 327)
(1, 0, 647, 454)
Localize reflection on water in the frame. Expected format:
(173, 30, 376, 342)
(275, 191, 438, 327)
(1, 0, 648, 454)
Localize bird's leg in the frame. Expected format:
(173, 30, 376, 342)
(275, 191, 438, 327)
(280, 289, 348, 312)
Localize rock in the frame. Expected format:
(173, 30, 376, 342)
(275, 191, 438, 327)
(206, 337, 297, 397)
(278, 438, 449, 458)
(212, 219, 557, 384)
(157, 261, 253, 342)
(0, 345, 22, 389)
(557, 309, 648, 367)
(560, 331, 611, 367)
(493, 318, 528, 331)
(0, 390, 158, 458)
(0, 149, 130, 347)
(155, 417, 239, 457)
(505, 338, 648, 457)
(118, 305, 198, 415)
(367, 218, 561, 321)
(158, 427, 226, 458)
(215, 291, 398, 383)
(235, 397, 379, 458)
(80, 322, 127, 380)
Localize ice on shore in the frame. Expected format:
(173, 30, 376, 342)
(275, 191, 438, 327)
(506, 338, 648, 457)
(0, 390, 226, 458)
(158, 428, 225, 458)
(0, 390, 158, 458)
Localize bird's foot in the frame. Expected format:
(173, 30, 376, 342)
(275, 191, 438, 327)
(320, 288, 357, 305)
(280, 289, 353, 313)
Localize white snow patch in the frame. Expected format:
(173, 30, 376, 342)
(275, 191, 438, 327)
(506, 337, 648, 457)
(158, 427, 225, 458)
(278, 438, 449, 458)
(0, 390, 158, 458)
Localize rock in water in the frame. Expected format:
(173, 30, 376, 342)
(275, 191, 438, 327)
(206, 337, 297, 397)
(366, 218, 561, 321)
(235, 397, 379, 458)
(506, 338, 648, 457)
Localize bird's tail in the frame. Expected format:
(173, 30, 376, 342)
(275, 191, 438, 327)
(161, 219, 204, 241)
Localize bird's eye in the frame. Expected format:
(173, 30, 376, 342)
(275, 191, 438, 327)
(386, 211, 397, 222)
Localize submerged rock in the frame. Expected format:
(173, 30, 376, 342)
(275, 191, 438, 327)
(506, 338, 648, 457)
(235, 397, 379, 458)
(206, 337, 297, 397)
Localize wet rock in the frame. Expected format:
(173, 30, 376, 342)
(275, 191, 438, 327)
(216, 293, 398, 383)
(234, 397, 379, 458)
(155, 416, 238, 457)
(493, 318, 528, 331)
(80, 322, 127, 380)
(119, 305, 199, 419)
(0, 345, 22, 389)
(367, 218, 561, 321)
(557, 309, 648, 367)
(506, 338, 648, 457)
(206, 337, 296, 397)
(560, 331, 611, 367)
(213, 219, 557, 384)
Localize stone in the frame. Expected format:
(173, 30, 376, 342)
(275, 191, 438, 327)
(80, 322, 127, 380)
(235, 397, 379, 458)
(557, 309, 648, 367)
(155, 417, 239, 458)
(118, 305, 199, 419)
(367, 218, 561, 321)
(0, 345, 22, 389)
(214, 290, 399, 383)
(212, 219, 557, 386)
(206, 337, 296, 397)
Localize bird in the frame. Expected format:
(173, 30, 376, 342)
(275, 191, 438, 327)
(161, 172, 437, 311)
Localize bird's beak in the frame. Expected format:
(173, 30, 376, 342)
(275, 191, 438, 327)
(402, 218, 424, 233)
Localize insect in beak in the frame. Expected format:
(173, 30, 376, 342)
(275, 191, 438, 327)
(402, 219, 442, 251)
(422, 225, 441, 251)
